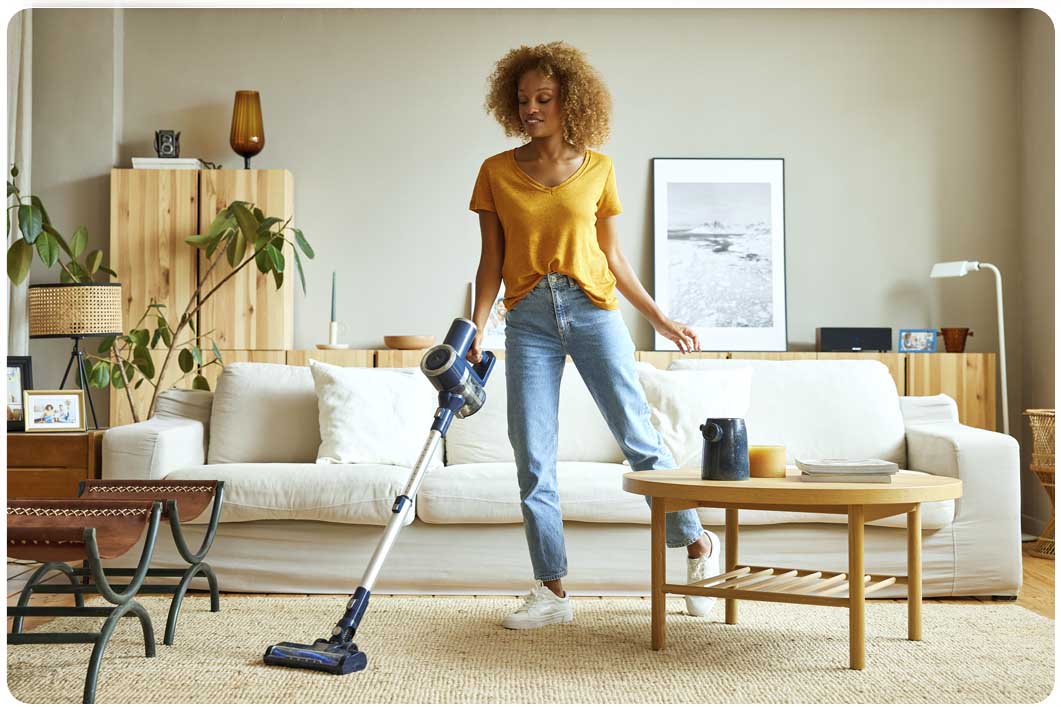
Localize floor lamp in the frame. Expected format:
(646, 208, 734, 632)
(28, 283, 123, 429)
(929, 260, 1009, 435)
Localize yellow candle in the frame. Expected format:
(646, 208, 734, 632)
(749, 445, 787, 478)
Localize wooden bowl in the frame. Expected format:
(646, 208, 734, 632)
(383, 335, 435, 350)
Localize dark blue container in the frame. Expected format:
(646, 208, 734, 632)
(700, 418, 750, 481)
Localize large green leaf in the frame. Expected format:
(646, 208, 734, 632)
(226, 228, 247, 267)
(18, 204, 42, 244)
(132, 345, 155, 379)
(129, 328, 150, 347)
(272, 268, 283, 289)
(257, 217, 282, 235)
(253, 207, 265, 222)
(99, 266, 118, 278)
(191, 346, 203, 366)
(266, 244, 284, 273)
(255, 248, 271, 273)
(29, 195, 52, 226)
(97, 335, 117, 354)
(206, 212, 235, 240)
(192, 374, 211, 391)
(89, 360, 111, 388)
(71, 226, 87, 257)
(293, 228, 314, 259)
(35, 232, 58, 267)
(45, 225, 74, 258)
(179, 348, 194, 373)
(293, 247, 307, 294)
(185, 232, 217, 247)
(66, 260, 90, 283)
(229, 203, 259, 245)
(159, 325, 173, 348)
(7, 238, 33, 283)
(85, 249, 104, 274)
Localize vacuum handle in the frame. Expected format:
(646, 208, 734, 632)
(472, 350, 497, 386)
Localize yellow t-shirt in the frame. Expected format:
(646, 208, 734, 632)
(468, 147, 623, 312)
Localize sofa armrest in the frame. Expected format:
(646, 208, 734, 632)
(103, 390, 212, 481)
(905, 422, 1021, 595)
(900, 394, 960, 426)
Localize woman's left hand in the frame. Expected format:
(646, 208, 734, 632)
(653, 316, 701, 353)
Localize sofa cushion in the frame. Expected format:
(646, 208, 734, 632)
(208, 363, 320, 464)
(446, 359, 624, 465)
(418, 462, 645, 524)
(667, 359, 906, 467)
(309, 361, 444, 469)
(165, 463, 416, 526)
(635, 363, 752, 468)
(417, 463, 952, 530)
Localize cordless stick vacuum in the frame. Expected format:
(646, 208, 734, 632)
(263, 318, 496, 675)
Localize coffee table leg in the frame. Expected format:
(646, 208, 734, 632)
(651, 496, 666, 651)
(908, 503, 922, 641)
(849, 504, 865, 670)
(725, 508, 738, 625)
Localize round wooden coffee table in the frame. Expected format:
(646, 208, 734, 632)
(622, 467, 963, 670)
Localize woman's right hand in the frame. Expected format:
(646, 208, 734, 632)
(467, 331, 484, 364)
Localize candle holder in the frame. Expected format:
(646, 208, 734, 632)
(316, 321, 350, 350)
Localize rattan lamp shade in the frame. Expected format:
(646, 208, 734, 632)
(28, 283, 123, 338)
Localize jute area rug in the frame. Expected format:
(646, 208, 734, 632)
(5, 594, 1054, 704)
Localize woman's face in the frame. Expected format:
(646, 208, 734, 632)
(517, 70, 561, 138)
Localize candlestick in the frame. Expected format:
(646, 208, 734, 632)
(330, 271, 336, 323)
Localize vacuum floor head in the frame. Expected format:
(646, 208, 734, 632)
(263, 639, 367, 675)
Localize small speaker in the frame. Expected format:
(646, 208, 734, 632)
(816, 327, 892, 352)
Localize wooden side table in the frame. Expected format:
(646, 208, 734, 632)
(623, 468, 963, 670)
(6, 430, 104, 498)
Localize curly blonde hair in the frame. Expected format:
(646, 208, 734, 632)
(483, 41, 613, 152)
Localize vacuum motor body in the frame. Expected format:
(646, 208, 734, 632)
(421, 318, 495, 421)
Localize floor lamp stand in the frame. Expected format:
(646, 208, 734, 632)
(59, 335, 100, 430)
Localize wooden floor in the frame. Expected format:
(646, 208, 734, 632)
(7, 545, 1054, 632)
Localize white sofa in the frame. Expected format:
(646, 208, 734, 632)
(102, 358, 1022, 598)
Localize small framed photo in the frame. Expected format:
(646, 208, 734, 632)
(898, 329, 938, 353)
(23, 390, 86, 432)
(7, 356, 33, 432)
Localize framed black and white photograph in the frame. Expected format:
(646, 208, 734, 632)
(23, 389, 86, 433)
(652, 158, 786, 351)
(898, 328, 938, 353)
(7, 356, 33, 432)
(469, 280, 507, 350)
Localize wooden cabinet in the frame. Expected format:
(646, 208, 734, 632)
(198, 169, 294, 350)
(109, 168, 295, 427)
(7, 431, 103, 498)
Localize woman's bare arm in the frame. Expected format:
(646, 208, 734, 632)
(597, 215, 700, 352)
(469, 210, 505, 361)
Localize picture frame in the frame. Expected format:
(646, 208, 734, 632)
(7, 356, 33, 432)
(652, 158, 787, 351)
(22, 389, 87, 433)
(898, 329, 938, 353)
(469, 280, 507, 350)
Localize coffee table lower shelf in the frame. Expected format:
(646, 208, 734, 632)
(667, 564, 904, 607)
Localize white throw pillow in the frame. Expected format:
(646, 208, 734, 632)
(309, 359, 444, 469)
(635, 363, 753, 469)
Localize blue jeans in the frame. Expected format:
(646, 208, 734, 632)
(504, 271, 705, 582)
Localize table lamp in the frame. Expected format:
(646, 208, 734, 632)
(28, 283, 123, 429)
(929, 260, 1009, 435)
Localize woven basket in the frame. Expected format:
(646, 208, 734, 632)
(1024, 409, 1055, 559)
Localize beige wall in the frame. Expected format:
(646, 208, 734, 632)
(27, 7, 1054, 525)
(27, 8, 116, 424)
(1018, 8, 1054, 533)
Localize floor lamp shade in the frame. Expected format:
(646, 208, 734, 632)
(28, 283, 123, 338)
(230, 90, 265, 168)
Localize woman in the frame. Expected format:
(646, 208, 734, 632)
(467, 42, 719, 629)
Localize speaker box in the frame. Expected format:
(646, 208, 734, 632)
(815, 327, 892, 352)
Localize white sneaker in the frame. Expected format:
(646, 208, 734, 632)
(502, 581, 574, 629)
(686, 530, 721, 617)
